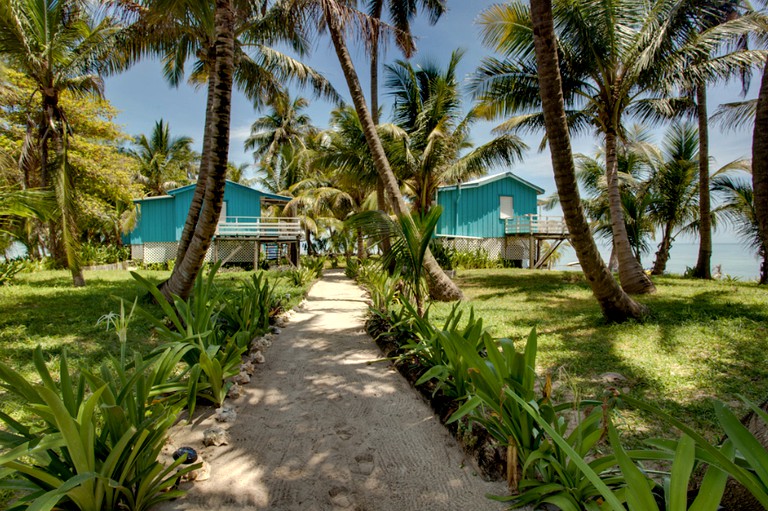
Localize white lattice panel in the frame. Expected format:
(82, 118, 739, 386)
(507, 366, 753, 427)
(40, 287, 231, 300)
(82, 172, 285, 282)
(143, 242, 178, 263)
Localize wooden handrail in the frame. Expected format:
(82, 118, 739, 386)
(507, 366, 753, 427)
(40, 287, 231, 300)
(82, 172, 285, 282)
(505, 214, 568, 235)
(215, 217, 302, 238)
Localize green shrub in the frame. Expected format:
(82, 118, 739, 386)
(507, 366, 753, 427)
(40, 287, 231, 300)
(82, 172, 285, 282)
(219, 271, 278, 349)
(0, 259, 24, 285)
(79, 242, 129, 266)
(302, 256, 326, 278)
(449, 248, 500, 269)
(287, 266, 315, 287)
(0, 344, 195, 511)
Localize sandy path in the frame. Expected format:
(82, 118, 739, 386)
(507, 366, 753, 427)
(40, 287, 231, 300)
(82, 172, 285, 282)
(156, 270, 507, 511)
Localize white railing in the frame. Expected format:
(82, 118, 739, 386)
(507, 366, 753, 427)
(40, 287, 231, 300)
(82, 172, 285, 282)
(215, 217, 302, 239)
(505, 214, 568, 235)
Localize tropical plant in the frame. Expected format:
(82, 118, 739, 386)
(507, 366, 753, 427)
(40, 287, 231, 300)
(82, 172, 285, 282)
(386, 49, 527, 216)
(0, 345, 195, 511)
(287, 266, 315, 286)
(245, 89, 316, 192)
(0, 259, 24, 285)
(495, 0, 647, 321)
(0, 0, 123, 286)
(219, 271, 279, 348)
(349, 205, 443, 315)
(293, 0, 463, 302)
(122, 0, 336, 302)
(476, 0, 759, 293)
(712, 169, 767, 283)
(132, 263, 244, 413)
(127, 119, 197, 196)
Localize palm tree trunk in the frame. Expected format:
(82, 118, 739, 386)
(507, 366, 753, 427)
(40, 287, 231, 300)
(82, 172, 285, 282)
(174, 65, 217, 264)
(54, 127, 85, 287)
(161, 0, 234, 301)
(370, 5, 394, 268)
(693, 84, 712, 279)
(40, 95, 65, 266)
(356, 226, 366, 259)
(324, 3, 462, 301)
(651, 221, 674, 275)
(604, 129, 655, 294)
(530, 0, 646, 322)
(752, 60, 768, 286)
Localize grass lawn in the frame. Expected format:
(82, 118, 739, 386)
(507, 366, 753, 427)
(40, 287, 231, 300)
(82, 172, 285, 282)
(429, 269, 768, 439)
(0, 268, 311, 419)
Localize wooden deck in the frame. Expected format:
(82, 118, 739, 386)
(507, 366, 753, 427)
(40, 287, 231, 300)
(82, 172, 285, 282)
(215, 217, 302, 240)
(505, 214, 568, 237)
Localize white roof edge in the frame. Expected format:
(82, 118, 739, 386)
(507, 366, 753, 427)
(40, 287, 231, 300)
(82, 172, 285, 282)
(438, 171, 545, 194)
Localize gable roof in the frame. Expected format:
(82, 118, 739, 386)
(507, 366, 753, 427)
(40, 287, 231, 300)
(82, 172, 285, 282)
(438, 171, 545, 195)
(134, 180, 291, 203)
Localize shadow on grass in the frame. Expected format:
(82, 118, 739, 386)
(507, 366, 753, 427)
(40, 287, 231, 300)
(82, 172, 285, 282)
(445, 269, 768, 434)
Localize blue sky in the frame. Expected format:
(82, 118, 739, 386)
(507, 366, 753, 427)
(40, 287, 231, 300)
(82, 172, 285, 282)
(103, 1, 758, 212)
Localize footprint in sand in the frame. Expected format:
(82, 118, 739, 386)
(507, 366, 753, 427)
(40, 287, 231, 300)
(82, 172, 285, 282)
(352, 451, 374, 476)
(328, 486, 352, 508)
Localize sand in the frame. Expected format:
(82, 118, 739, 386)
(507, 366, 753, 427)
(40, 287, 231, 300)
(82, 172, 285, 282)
(154, 269, 507, 511)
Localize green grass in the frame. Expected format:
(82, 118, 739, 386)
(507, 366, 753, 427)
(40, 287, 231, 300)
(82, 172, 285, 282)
(428, 269, 768, 438)
(0, 268, 311, 419)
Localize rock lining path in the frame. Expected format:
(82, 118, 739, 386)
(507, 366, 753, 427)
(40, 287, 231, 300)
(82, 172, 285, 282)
(156, 270, 507, 511)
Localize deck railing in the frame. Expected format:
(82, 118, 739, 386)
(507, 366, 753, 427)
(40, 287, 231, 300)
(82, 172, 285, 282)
(505, 214, 568, 235)
(215, 217, 302, 238)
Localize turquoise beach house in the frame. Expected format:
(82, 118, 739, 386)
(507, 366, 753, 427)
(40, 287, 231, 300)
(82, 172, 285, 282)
(126, 180, 301, 265)
(435, 172, 567, 268)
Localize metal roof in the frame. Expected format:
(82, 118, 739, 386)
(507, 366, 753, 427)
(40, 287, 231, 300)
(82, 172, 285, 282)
(438, 171, 545, 195)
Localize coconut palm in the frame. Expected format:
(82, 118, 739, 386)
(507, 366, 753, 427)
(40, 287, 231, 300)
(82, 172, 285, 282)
(128, 119, 197, 196)
(0, 0, 123, 286)
(245, 89, 316, 192)
(475, 0, 760, 294)
(712, 170, 767, 283)
(648, 123, 701, 274)
(527, 0, 647, 321)
(288, 0, 463, 301)
(366, 0, 446, 260)
(385, 49, 527, 215)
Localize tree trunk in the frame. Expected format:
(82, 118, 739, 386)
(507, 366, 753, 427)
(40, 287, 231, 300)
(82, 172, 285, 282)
(651, 221, 674, 275)
(54, 127, 85, 287)
(305, 226, 315, 256)
(324, 4, 462, 301)
(40, 94, 65, 266)
(356, 226, 366, 259)
(530, 0, 646, 322)
(173, 64, 217, 265)
(752, 60, 768, 286)
(693, 84, 712, 279)
(370, 3, 394, 269)
(161, 0, 234, 301)
(604, 129, 656, 294)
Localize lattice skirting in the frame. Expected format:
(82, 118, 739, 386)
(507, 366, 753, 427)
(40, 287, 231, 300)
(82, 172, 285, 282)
(435, 236, 531, 263)
(134, 240, 261, 264)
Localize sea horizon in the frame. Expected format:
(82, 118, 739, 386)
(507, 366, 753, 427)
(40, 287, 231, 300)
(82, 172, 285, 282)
(553, 241, 762, 280)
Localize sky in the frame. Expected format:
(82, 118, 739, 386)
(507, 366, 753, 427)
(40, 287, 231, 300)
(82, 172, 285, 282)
(103, 0, 760, 242)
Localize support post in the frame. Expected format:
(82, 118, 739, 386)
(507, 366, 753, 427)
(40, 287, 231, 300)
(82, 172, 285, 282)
(528, 236, 535, 269)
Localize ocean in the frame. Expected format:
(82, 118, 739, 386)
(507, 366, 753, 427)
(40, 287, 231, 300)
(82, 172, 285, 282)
(553, 242, 763, 280)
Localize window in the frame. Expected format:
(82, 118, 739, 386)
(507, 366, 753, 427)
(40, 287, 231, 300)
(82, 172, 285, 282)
(500, 196, 514, 219)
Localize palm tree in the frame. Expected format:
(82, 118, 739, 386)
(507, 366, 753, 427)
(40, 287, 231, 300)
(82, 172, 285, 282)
(245, 89, 316, 192)
(0, 0, 121, 286)
(648, 123, 701, 275)
(385, 50, 527, 216)
(476, 0, 758, 294)
(712, 169, 767, 283)
(128, 119, 196, 196)
(366, 0, 446, 261)
(528, 0, 647, 321)
(290, 0, 463, 302)
(158, 0, 236, 300)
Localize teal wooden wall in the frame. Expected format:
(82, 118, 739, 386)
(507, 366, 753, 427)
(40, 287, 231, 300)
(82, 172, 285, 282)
(436, 174, 541, 238)
(127, 181, 266, 244)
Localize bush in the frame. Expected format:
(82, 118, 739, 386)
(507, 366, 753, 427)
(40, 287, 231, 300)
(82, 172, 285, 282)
(79, 242, 129, 266)
(0, 259, 24, 285)
(287, 266, 316, 287)
(0, 327, 195, 511)
(449, 248, 500, 270)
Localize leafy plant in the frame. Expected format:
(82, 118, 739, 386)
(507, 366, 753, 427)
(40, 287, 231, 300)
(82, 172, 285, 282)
(287, 266, 315, 287)
(0, 259, 24, 285)
(302, 255, 326, 277)
(219, 271, 278, 348)
(0, 345, 196, 511)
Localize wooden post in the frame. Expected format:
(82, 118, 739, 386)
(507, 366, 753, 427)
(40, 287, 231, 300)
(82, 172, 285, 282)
(214, 239, 219, 263)
(528, 236, 535, 269)
(255, 241, 261, 270)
